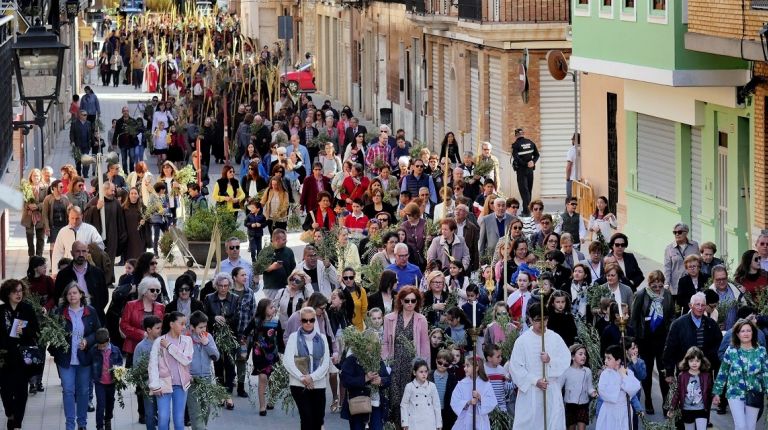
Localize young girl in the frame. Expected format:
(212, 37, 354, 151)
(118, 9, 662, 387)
(479, 265, 498, 304)
(483, 301, 513, 345)
(669, 347, 711, 430)
(401, 358, 442, 430)
(148, 311, 193, 430)
(563, 344, 597, 430)
(595, 344, 642, 430)
(448, 344, 466, 381)
(444, 307, 471, 348)
(507, 270, 533, 327)
(429, 328, 445, 370)
(547, 290, 578, 347)
(150, 182, 170, 256)
(447, 260, 471, 306)
(118, 258, 137, 286)
(243, 299, 281, 416)
(430, 349, 459, 430)
(366, 307, 384, 342)
(450, 355, 498, 429)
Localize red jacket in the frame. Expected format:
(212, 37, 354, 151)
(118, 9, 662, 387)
(299, 175, 332, 212)
(341, 176, 370, 210)
(670, 370, 711, 411)
(120, 299, 165, 353)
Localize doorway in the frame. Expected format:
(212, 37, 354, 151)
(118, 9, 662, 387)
(717, 131, 729, 259)
(607, 93, 619, 214)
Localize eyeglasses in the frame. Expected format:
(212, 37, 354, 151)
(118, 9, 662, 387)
(569, 203, 577, 206)
(403, 298, 418, 304)
(387, 239, 398, 244)
(229, 245, 240, 250)
(754, 257, 762, 262)
(148, 289, 160, 293)
(613, 243, 627, 248)
(673, 230, 686, 235)
(301, 318, 316, 324)
(343, 276, 355, 281)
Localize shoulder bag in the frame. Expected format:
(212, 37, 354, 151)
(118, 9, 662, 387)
(348, 392, 372, 415)
(740, 349, 764, 409)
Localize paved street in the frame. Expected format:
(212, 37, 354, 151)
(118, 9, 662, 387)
(0, 70, 746, 430)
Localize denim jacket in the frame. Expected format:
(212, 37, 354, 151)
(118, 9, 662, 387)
(51, 305, 102, 367)
(88, 343, 124, 383)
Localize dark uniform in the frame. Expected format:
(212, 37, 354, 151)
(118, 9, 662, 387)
(510, 130, 539, 215)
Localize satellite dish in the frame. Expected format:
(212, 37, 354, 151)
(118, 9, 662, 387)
(547, 50, 568, 81)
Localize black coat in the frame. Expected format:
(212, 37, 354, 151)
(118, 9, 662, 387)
(607, 252, 645, 291)
(54, 264, 108, 323)
(367, 291, 392, 315)
(0, 302, 39, 370)
(629, 287, 676, 340)
(663, 313, 723, 376)
(165, 298, 205, 316)
(676, 273, 710, 312)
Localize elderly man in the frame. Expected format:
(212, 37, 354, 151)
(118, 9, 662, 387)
(252, 114, 272, 156)
(755, 233, 768, 272)
(478, 142, 501, 184)
(427, 218, 470, 271)
(298, 245, 338, 297)
(663, 292, 722, 416)
(70, 109, 94, 178)
(203, 272, 241, 398)
(52, 206, 104, 274)
(455, 204, 480, 271)
(54, 241, 109, 322)
(343, 117, 367, 148)
(220, 237, 254, 289)
(707, 264, 747, 330)
(84, 182, 127, 267)
(479, 198, 513, 256)
(386, 243, 424, 292)
(663, 222, 700, 296)
(262, 229, 297, 299)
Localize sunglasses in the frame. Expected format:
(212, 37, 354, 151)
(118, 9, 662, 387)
(673, 230, 686, 235)
(229, 245, 240, 250)
(613, 242, 626, 247)
(512, 226, 523, 230)
(179, 287, 191, 292)
(301, 318, 316, 324)
(532, 207, 543, 211)
(403, 298, 418, 304)
(343, 276, 355, 281)
(755, 257, 762, 262)
(413, 165, 424, 168)
(436, 360, 448, 367)
(569, 202, 577, 206)
(290, 277, 303, 284)
(148, 289, 160, 293)
(150, 261, 158, 265)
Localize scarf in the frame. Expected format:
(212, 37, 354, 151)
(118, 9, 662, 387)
(646, 288, 665, 333)
(296, 328, 325, 372)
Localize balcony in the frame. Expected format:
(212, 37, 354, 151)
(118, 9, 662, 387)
(455, 0, 570, 23)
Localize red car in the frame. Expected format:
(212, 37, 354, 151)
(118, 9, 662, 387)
(281, 62, 316, 93)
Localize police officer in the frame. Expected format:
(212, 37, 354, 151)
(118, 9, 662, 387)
(511, 128, 539, 216)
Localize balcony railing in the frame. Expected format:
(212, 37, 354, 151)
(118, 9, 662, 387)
(456, 0, 570, 23)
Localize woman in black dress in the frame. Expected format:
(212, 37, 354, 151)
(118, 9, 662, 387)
(244, 298, 282, 415)
(121, 187, 151, 262)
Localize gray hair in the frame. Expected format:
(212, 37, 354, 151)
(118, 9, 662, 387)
(300, 307, 317, 317)
(394, 243, 409, 255)
(494, 197, 506, 206)
(213, 272, 233, 288)
(138, 276, 161, 297)
(482, 141, 492, 150)
(690, 292, 706, 305)
(379, 124, 392, 134)
(226, 237, 241, 245)
(711, 264, 728, 277)
(673, 222, 689, 232)
(398, 156, 410, 167)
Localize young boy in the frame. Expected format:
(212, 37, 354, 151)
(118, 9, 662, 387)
(187, 311, 220, 430)
(460, 284, 488, 327)
(245, 199, 266, 262)
(483, 343, 514, 415)
(133, 315, 162, 430)
(429, 348, 459, 430)
(595, 344, 642, 430)
(88, 328, 123, 430)
(625, 339, 647, 429)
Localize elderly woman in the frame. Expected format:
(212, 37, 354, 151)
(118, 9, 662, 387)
(284, 307, 331, 430)
(21, 168, 47, 257)
(53, 282, 102, 430)
(337, 228, 362, 278)
(273, 270, 315, 333)
(400, 202, 427, 256)
(332, 160, 353, 203)
(203, 272, 240, 409)
(164, 274, 205, 321)
(676, 255, 710, 312)
(0, 279, 40, 429)
(383, 286, 430, 425)
(663, 222, 700, 296)
(601, 263, 635, 313)
(629, 270, 675, 415)
(426, 218, 471, 271)
(120, 277, 166, 370)
(560, 232, 585, 270)
(423, 271, 450, 326)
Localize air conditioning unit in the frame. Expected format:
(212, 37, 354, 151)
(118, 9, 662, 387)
(752, 0, 768, 9)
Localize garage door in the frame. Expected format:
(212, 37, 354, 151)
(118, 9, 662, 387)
(691, 126, 703, 242)
(538, 59, 578, 197)
(432, 45, 442, 147)
(637, 114, 676, 203)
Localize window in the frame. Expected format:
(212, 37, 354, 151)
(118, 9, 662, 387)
(599, 0, 614, 18)
(603, 0, 611, 4)
(574, 0, 590, 16)
(624, 0, 633, 5)
(648, 0, 667, 23)
(621, 0, 636, 20)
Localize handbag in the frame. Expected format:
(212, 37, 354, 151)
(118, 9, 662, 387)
(299, 212, 316, 243)
(294, 356, 310, 375)
(20, 345, 45, 367)
(348, 394, 372, 415)
(739, 349, 764, 408)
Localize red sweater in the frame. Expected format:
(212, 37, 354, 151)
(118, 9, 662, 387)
(343, 213, 369, 231)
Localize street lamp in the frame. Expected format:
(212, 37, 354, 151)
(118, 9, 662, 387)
(12, 23, 68, 168)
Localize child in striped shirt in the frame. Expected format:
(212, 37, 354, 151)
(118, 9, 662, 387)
(483, 343, 513, 413)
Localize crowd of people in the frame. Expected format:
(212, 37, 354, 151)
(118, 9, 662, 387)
(8, 6, 768, 430)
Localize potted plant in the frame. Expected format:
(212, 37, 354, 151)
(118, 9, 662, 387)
(183, 206, 247, 267)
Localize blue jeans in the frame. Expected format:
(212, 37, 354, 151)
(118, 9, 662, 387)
(135, 144, 145, 164)
(59, 364, 91, 430)
(143, 394, 157, 430)
(121, 146, 136, 173)
(349, 405, 384, 430)
(157, 385, 187, 430)
(94, 382, 116, 428)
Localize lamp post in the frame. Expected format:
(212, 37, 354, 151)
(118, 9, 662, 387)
(12, 23, 68, 168)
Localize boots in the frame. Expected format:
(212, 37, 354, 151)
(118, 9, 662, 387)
(237, 382, 248, 398)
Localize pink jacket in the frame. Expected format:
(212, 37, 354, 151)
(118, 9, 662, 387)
(382, 311, 430, 364)
(148, 334, 193, 394)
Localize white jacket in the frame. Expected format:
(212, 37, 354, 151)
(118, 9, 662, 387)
(283, 329, 330, 389)
(400, 380, 442, 429)
(299, 261, 339, 298)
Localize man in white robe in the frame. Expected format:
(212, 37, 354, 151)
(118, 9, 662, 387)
(509, 304, 571, 430)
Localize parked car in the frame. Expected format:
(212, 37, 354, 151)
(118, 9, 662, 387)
(281, 62, 316, 93)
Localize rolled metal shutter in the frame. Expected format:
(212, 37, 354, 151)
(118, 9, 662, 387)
(636, 114, 676, 203)
(691, 126, 703, 242)
(489, 56, 503, 150)
(443, 51, 453, 136)
(539, 60, 578, 197)
(432, 45, 441, 147)
(470, 53, 480, 152)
